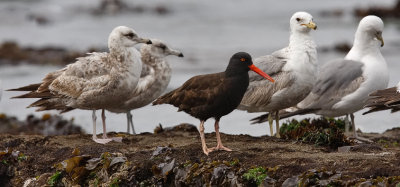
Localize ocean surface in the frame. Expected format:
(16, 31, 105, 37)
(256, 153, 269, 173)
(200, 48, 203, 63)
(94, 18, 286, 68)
(0, 0, 400, 136)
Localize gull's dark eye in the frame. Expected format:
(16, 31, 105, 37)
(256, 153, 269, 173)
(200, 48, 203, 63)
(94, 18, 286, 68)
(125, 33, 135, 38)
(296, 18, 301, 22)
(159, 44, 166, 50)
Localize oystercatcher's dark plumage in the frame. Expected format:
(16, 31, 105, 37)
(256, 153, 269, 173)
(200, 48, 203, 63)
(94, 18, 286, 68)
(153, 52, 274, 155)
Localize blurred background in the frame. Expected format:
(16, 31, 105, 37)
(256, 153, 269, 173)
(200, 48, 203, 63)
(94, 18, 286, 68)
(0, 0, 399, 136)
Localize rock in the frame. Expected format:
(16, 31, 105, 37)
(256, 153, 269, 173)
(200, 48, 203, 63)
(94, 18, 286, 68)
(338, 146, 353, 152)
(261, 176, 277, 187)
(151, 146, 172, 158)
(359, 181, 373, 187)
(86, 157, 102, 170)
(211, 165, 228, 185)
(23, 173, 53, 187)
(334, 42, 351, 53)
(173, 166, 190, 186)
(155, 123, 198, 134)
(0, 41, 105, 66)
(109, 155, 127, 167)
(282, 176, 299, 187)
(158, 159, 175, 177)
(0, 113, 84, 135)
(354, 0, 400, 18)
(154, 5, 170, 15)
(338, 144, 383, 153)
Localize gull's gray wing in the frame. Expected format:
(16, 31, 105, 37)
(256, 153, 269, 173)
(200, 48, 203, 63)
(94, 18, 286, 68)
(239, 51, 295, 111)
(298, 59, 364, 110)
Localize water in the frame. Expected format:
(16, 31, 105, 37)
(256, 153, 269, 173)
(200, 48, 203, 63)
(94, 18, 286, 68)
(0, 0, 400, 136)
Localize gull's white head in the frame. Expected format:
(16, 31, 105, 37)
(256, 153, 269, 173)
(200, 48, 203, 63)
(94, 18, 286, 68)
(356, 15, 384, 47)
(290, 12, 317, 33)
(142, 39, 184, 58)
(108, 26, 152, 49)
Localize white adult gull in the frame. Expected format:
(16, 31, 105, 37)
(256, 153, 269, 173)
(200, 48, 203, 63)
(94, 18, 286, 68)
(9, 26, 151, 144)
(107, 39, 183, 134)
(238, 12, 317, 138)
(363, 81, 400, 114)
(252, 16, 389, 141)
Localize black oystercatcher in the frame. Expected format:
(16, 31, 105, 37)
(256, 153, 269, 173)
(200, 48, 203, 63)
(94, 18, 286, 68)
(153, 52, 274, 155)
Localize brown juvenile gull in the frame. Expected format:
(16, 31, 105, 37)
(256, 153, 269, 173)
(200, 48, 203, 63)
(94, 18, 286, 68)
(252, 16, 389, 142)
(107, 39, 183, 134)
(8, 26, 151, 144)
(238, 12, 317, 138)
(363, 81, 400, 114)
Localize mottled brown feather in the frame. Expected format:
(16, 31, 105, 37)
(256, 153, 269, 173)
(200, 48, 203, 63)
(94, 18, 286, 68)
(363, 86, 400, 114)
(7, 83, 41, 92)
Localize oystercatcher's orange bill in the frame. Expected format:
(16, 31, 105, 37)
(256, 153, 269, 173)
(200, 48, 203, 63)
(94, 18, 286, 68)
(248, 64, 275, 83)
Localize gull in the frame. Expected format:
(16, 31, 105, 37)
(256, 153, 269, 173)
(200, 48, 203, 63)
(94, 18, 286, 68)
(9, 26, 151, 144)
(238, 12, 317, 138)
(363, 81, 400, 114)
(252, 16, 389, 141)
(107, 39, 183, 134)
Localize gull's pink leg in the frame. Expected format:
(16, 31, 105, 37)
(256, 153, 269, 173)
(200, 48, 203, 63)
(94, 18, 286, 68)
(101, 109, 108, 139)
(199, 120, 212, 155)
(127, 112, 131, 134)
(92, 110, 112, 144)
(268, 113, 274, 136)
(210, 119, 232, 152)
(101, 109, 122, 142)
(350, 113, 372, 143)
(92, 110, 97, 140)
(275, 111, 281, 138)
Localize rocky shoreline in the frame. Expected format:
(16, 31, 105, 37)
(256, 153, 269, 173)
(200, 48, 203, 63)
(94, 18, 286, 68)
(0, 114, 399, 186)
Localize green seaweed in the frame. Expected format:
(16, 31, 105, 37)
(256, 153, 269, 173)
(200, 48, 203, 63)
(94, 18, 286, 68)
(243, 167, 268, 186)
(110, 178, 120, 187)
(48, 171, 62, 186)
(17, 153, 27, 161)
(279, 117, 351, 148)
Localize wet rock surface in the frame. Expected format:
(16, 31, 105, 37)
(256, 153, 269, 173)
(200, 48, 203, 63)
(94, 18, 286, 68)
(0, 41, 105, 66)
(354, 0, 400, 18)
(0, 120, 399, 186)
(0, 113, 84, 135)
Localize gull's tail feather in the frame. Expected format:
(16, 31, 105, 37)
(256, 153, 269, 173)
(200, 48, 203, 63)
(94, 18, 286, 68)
(7, 83, 41, 92)
(250, 108, 318, 124)
(363, 86, 400, 115)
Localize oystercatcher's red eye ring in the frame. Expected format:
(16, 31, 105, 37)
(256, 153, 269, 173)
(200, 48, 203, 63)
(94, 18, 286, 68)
(240, 58, 246, 62)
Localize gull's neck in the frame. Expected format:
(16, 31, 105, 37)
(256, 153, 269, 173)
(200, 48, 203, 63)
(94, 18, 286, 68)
(346, 31, 380, 61)
(107, 36, 139, 64)
(288, 31, 315, 49)
(141, 47, 170, 72)
(109, 45, 134, 56)
(284, 30, 317, 80)
(109, 44, 139, 65)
